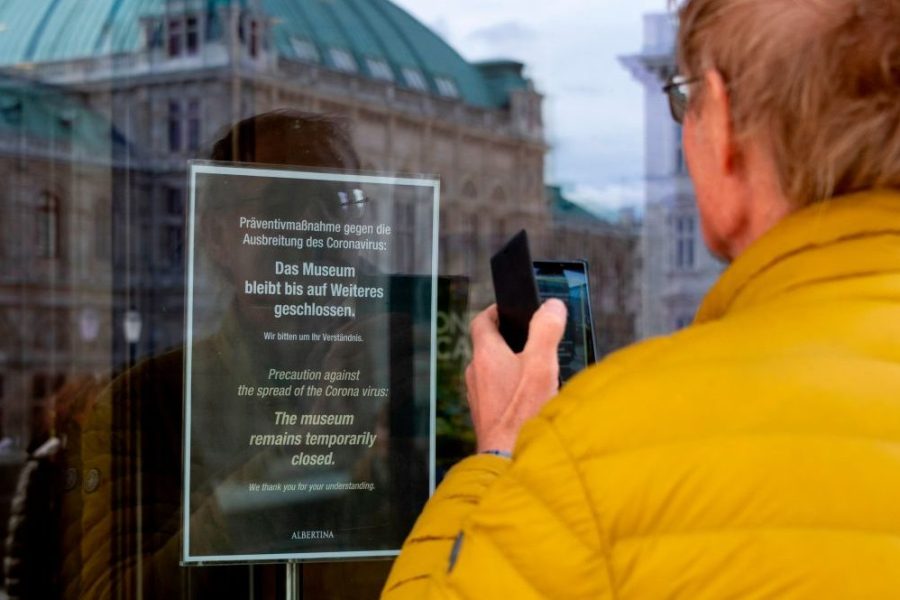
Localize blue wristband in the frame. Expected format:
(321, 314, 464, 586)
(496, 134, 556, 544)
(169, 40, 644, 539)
(480, 449, 513, 460)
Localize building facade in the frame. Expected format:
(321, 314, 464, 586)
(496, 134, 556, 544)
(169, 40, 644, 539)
(0, 2, 642, 595)
(0, 0, 639, 452)
(543, 186, 637, 356)
(621, 13, 723, 339)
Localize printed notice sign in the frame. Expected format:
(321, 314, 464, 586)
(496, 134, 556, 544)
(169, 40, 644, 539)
(182, 163, 438, 563)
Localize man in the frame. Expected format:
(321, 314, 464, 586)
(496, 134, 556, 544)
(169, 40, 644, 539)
(384, 0, 900, 597)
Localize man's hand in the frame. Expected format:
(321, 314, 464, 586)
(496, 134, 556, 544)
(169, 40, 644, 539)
(465, 300, 568, 454)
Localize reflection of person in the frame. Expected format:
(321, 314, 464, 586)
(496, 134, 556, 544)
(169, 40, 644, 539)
(78, 109, 425, 597)
(4, 375, 106, 600)
(187, 117, 428, 557)
(385, 1, 900, 597)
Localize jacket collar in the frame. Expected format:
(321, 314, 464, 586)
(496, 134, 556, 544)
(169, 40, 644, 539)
(695, 189, 900, 323)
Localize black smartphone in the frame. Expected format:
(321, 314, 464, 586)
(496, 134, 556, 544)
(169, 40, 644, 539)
(490, 230, 541, 353)
(533, 260, 598, 382)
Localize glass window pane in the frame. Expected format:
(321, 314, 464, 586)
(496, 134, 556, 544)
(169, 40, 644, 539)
(186, 16, 199, 54)
(36, 192, 61, 259)
(435, 77, 459, 98)
(168, 100, 182, 152)
(249, 20, 259, 57)
(330, 48, 358, 72)
(401, 67, 428, 91)
(366, 58, 394, 81)
(0, 1, 668, 597)
(291, 38, 320, 63)
(168, 18, 182, 57)
(187, 99, 201, 150)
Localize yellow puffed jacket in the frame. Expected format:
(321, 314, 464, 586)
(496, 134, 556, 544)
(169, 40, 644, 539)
(383, 190, 900, 599)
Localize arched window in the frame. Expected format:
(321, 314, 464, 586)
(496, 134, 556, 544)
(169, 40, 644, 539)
(95, 197, 111, 259)
(491, 186, 507, 204)
(494, 217, 507, 242)
(462, 180, 478, 199)
(36, 192, 60, 259)
(168, 98, 202, 152)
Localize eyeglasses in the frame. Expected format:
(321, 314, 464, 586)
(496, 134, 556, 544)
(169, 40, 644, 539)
(663, 75, 700, 124)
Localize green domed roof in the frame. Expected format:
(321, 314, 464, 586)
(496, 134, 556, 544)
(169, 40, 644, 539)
(0, 0, 508, 108)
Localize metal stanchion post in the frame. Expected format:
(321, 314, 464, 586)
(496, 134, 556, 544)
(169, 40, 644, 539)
(286, 563, 302, 600)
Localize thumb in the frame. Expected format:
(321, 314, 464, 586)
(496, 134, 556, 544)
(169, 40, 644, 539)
(524, 299, 567, 358)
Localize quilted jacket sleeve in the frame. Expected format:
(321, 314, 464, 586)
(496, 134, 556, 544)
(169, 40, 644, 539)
(382, 414, 613, 599)
(382, 337, 675, 599)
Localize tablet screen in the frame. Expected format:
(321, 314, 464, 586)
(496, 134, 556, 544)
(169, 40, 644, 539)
(533, 261, 597, 382)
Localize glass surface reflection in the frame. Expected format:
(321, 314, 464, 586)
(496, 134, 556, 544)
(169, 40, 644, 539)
(0, 1, 642, 597)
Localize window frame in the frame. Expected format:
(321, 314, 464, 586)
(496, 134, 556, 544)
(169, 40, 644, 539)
(36, 191, 61, 260)
(329, 48, 359, 73)
(673, 214, 696, 271)
(435, 76, 460, 98)
(291, 38, 319, 63)
(401, 67, 429, 91)
(167, 18, 183, 57)
(366, 57, 395, 82)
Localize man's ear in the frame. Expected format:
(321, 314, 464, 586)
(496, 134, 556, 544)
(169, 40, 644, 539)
(701, 69, 738, 175)
(694, 67, 752, 258)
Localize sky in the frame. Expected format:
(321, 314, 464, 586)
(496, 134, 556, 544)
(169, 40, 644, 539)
(391, 0, 671, 215)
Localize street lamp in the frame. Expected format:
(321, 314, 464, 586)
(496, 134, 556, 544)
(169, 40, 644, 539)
(123, 310, 142, 344)
(123, 309, 142, 367)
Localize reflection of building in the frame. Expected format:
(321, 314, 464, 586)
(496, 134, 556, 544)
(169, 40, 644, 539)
(0, 78, 122, 447)
(543, 186, 637, 356)
(0, 0, 635, 445)
(620, 13, 722, 338)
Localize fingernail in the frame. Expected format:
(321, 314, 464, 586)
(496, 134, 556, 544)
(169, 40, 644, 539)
(543, 298, 567, 321)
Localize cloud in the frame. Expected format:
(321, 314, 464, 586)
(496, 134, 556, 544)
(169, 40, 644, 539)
(391, 0, 673, 198)
(559, 84, 610, 97)
(466, 21, 538, 46)
(428, 17, 453, 41)
(562, 181, 646, 214)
